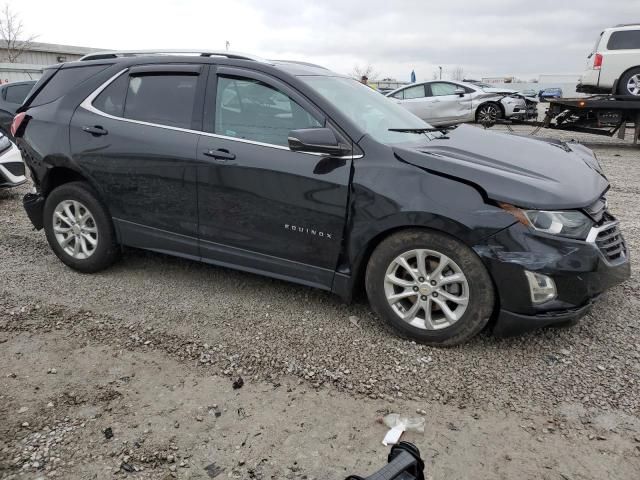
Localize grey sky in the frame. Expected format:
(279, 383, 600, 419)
(10, 0, 640, 81)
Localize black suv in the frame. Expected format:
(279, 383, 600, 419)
(13, 50, 630, 345)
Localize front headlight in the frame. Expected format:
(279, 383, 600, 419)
(501, 204, 593, 239)
(524, 210, 593, 239)
(0, 134, 10, 154)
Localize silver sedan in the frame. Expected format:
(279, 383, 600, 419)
(386, 80, 533, 126)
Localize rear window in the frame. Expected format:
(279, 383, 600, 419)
(607, 30, 640, 50)
(93, 73, 128, 117)
(4, 83, 33, 104)
(122, 74, 197, 129)
(29, 65, 108, 107)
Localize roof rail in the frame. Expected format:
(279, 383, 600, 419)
(614, 23, 640, 27)
(79, 50, 268, 62)
(270, 59, 330, 70)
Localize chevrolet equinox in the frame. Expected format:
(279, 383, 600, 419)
(13, 50, 630, 345)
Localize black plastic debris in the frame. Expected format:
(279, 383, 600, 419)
(232, 377, 244, 389)
(103, 427, 113, 440)
(120, 462, 134, 472)
(204, 462, 225, 478)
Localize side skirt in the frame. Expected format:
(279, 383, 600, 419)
(114, 218, 337, 292)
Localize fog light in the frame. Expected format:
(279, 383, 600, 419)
(524, 271, 557, 305)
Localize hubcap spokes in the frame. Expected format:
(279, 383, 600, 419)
(627, 74, 640, 96)
(53, 200, 98, 260)
(479, 106, 498, 123)
(384, 249, 469, 330)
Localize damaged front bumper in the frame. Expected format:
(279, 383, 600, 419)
(476, 221, 631, 336)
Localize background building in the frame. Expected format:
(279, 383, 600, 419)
(0, 41, 103, 83)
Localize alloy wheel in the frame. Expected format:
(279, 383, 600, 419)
(477, 104, 499, 123)
(53, 200, 99, 260)
(383, 249, 469, 330)
(626, 74, 640, 96)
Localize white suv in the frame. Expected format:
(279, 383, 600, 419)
(577, 24, 640, 96)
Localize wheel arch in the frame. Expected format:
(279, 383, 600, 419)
(337, 221, 501, 331)
(337, 215, 477, 302)
(616, 65, 640, 95)
(40, 159, 104, 201)
(475, 100, 504, 121)
(38, 161, 116, 237)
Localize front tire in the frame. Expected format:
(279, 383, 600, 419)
(365, 230, 494, 346)
(617, 67, 640, 96)
(475, 102, 502, 125)
(43, 181, 119, 273)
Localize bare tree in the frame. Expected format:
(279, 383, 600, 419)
(450, 66, 464, 81)
(350, 64, 378, 81)
(0, 4, 37, 63)
(432, 71, 438, 80)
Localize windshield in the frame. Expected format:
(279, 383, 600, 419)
(300, 75, 437, 145)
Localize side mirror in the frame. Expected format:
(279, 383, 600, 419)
(454, 88, 465, 97)
(288, 128, 351, 157)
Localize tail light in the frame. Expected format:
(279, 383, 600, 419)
(10, 112, 26, 137)
(593, 53, 603, 70)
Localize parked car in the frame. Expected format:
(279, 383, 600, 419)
(0, 133, 26, 189)
(538, 88, 563, 102)
(0, 80, 36, 138)
(13, 51, 629, 345)
(577, 24, 640, 96)
(386, 80, 532, 126)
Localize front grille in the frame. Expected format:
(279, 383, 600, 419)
(3, 161, 25, 177)
(595, 223, 627, 263)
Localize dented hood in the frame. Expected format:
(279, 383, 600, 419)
(393, 124, 609, 210)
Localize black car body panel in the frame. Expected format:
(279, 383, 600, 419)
(477, 222, 629, 324)
(15, 54, 631, 338)
(393, 125, 609, 210)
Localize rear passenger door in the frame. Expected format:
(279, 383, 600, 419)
(195, 66, 352, 288)
(70, 65, 204, 257)
(391, 84, 433, 121)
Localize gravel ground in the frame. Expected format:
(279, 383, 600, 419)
(1, 128, 639, 479)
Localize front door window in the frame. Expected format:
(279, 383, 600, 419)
(215, 76, 321, 147)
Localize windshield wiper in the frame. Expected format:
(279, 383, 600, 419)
(388, 127, 453, 134)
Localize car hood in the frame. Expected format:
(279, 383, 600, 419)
(481, 87, 518, 94)
(393, 124, 608, 210)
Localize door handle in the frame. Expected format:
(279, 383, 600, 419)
(82, 125, 108, 136)
(203, 148, 236, 161)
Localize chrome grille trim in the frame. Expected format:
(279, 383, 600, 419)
(586, 220, 627, 264)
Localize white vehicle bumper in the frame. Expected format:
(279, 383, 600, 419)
(579, 68, 602, 89)
(501, 97, 528, 119)
(0, 142, 27, 188)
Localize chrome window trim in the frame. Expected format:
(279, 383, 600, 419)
(79, 68, 362, 160)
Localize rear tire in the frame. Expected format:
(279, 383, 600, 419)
(43, 181, 119, 273)
(365, 229, 494, 346)
(617, 67, 640, 96)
